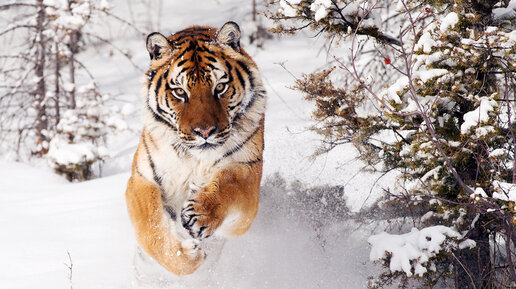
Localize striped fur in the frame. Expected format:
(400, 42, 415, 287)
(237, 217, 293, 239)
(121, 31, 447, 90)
(125, 22, 266, 276)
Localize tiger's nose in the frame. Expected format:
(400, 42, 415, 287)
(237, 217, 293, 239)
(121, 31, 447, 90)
(192, 126, 217, 139)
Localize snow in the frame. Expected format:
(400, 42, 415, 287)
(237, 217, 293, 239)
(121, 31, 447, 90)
(458, 239, 476, 250)
(341, 2, 360, 19)
(0, 162, 134, 289)
(279, 0, 298, 17)
(460, 98, 497, 134)
(368, 226, 463, 277)
(0, 160, 376, 289)
(471, 187, 488, 201)
(492, 181, 516, 202)
(440, 12, 459, 33)
(311, 0, 332, 22)
(62, 82, 75, 92)
(416, 68, 448, 83)
(47, 139, 98, 165)
(415, 31, 437, 53)
(382, 69, 447, 106)
(490, 148, 507, 157)
(54, 14, 86, 30)
(383, 76, 407, 103)
(121, 103, 136, 116)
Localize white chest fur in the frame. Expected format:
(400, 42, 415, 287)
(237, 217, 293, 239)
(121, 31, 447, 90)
(157, 151, 214, 208)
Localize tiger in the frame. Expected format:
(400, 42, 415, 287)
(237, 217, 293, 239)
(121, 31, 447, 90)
(125, 21, 266, 277)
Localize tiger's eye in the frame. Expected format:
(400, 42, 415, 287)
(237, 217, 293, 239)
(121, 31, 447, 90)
(171, 87, 188, 102)
(175, 88, 185, 95)
(215, 83, 225, 92)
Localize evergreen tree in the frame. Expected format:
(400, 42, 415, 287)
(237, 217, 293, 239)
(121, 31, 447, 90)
(267, 0, 516, 287)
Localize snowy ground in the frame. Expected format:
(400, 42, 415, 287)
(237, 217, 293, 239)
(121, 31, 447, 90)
(0, 0, 393, 288)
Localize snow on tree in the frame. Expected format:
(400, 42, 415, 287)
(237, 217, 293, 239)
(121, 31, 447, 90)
(267, 0, 516, 287)
(47, 82, 128, 181)
(0, 0, 139, 180)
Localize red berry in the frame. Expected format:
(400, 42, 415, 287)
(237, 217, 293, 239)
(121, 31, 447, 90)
(384, 57, 391, 65)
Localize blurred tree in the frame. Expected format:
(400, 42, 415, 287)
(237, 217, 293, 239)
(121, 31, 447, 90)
(0, 0, 137, 180)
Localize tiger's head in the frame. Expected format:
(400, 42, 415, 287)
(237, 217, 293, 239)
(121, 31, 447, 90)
(143, 22, 264, 151)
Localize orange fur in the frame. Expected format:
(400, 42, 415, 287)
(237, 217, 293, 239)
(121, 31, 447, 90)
(126, 141, 204, 276)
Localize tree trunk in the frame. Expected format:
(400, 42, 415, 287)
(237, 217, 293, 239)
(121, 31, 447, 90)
(34, 0, 48, 154)
(54, 42, 60, 124)
(252, 0, 256, 22)
(68, 32, 76, 109)
(67, 0, 76, 109)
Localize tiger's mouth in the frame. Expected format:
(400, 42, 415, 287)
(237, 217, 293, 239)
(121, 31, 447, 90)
(182, 136, 229, 150)
(197, 143, 218, 150)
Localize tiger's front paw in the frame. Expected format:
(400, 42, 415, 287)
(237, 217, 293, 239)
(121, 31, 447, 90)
(180, 238, 204, 258)
(181, 191, 222, 239)
(170, 239, 205, 276)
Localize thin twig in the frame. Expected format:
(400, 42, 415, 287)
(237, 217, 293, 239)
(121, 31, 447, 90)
(64, 251, 73, 289)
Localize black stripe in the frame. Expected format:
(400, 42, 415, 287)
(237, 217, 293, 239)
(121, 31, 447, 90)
(164, 205, 177, 220)
(174, 35, 212, 44)
(174, 40, 188, 46)
(186, 41, 197, 52)
(155, 76, 162, 98)
(236, 60, 250, 74)
(143, 134, 163, 188)
(239, 158, 262, 166)
(236, 60, 255, 89)
(206, 63, 218, 70)
(177, 59, 188, 67)
(205, 55, 217, 63)
(234, 67, 246, 89)
(175, 48, 189, 61)
(199, 47, 215, 55)
(165, 95, 173, 110)
(135, 163, 144, 177)
(231, 92, 265, 126)
(244, 91, 263, 111)
(189, 27, 212, 32)
(162, 69, 169, 85)
(217, 131, 231, 139)
(214, 126, 261, 165)
(225, 60, 233, 72)
(178, 65, 190, 74)
(146, 102, 177, 131)
(229, 99, 242, 111)
(155, 76, 171, 117)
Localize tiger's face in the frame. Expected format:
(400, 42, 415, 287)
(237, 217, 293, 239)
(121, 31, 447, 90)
(144, 22, 257, 150)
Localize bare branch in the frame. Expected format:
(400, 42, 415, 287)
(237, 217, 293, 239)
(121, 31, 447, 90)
(82, 32, 144, 72)
(0, 25, 36, 37)
(0, 3, 39, 10)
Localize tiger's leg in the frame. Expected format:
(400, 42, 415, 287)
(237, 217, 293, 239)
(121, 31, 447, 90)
(180, 158, 262, 239)
(126, 173, 205, 276)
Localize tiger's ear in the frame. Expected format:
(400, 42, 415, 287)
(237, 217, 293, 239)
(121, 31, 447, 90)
(215, 21, 241, 51)
(146, 32, 172, 60)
